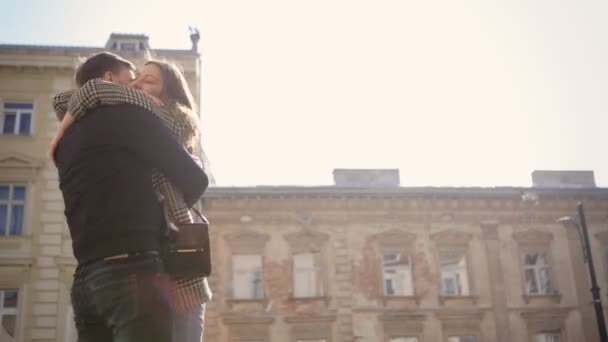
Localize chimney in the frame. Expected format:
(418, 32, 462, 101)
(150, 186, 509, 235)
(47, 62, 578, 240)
(531, 170, 596, 188)
(333, 169, 400, 188)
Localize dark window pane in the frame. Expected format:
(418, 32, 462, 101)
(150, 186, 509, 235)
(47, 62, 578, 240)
(9, 205, 24, 236)
(0, 205, 7, 235)
(3, 114, 16, 134)
(2, 315, 16, 337)
(0, 186, 8, 200)
(3, 290, 18, 308)
(18, 113, 31, 135)
(4, 102, 33, 110)
(12, 186, 25, 201)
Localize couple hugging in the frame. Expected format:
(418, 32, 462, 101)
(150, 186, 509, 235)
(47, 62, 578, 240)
(52, 51, 210, 342)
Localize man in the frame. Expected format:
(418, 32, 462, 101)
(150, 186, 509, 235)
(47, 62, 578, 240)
(54, 52, 208, 342)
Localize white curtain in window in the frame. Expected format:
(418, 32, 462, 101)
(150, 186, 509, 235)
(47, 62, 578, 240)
(233, 255, 264, 299)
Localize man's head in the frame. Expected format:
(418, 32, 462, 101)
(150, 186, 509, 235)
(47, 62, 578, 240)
(74, 52, 135, 87)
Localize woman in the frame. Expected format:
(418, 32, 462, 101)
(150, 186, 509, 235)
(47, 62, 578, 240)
(51, 60, 211, 342)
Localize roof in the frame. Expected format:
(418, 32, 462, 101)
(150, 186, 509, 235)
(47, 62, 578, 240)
(205, 185, 608, 198)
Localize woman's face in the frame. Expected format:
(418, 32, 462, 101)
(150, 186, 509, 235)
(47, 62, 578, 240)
(131, 64, 164, 99)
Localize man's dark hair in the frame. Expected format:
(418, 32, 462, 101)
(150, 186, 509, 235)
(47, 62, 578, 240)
(74, 52, 135, 87)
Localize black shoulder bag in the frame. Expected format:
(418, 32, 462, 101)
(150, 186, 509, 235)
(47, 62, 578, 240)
(162, 206, 211, 278)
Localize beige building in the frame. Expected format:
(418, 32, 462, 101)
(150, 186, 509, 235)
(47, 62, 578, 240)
(2, 34, 608, 342)
(202, 169, 608, 342)
(0, 33, 201, 342)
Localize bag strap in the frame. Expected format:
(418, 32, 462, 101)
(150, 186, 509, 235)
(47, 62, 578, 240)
(190, 206, 209, 224)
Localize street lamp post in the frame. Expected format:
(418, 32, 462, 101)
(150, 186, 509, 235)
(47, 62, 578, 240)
(558, 202, 608, 342)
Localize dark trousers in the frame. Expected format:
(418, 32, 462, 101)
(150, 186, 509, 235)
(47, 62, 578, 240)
(71, 253, 173, 342)
(173, 303, 205, 342)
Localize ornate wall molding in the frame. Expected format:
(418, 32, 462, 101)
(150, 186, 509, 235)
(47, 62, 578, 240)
(521, 308, 569, 333)
(513, 229, 554, 248)
(0, 153, 43, 181)
(284, 228, 329, 254)
(223, 229, 270, 254)
(374, 229, 417, 250)
(431, 230, 473, 248)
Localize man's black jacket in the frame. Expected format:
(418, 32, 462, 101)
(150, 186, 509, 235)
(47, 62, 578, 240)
(55, 104, 208, 264)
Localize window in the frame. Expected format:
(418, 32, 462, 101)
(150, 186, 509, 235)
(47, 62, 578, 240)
(0, 289, 18, 339)
(382, 253, 414, 296)
(535, 331, 561, 342)
(440, 251, 470, 296)
(390, 337, 419, 342)
(0, 185, 26, 236)
(293, 253, 323, 298)
(1, 103, 33, 135)
(233, 255, 264, 299)
(523, 252, 554, 295)
(447, 336, 477, 342)
(119, 42, 136, 51)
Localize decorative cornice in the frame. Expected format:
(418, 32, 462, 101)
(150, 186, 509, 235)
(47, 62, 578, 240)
(0, 256, 34, 266)
(284, 229, 329, 254)
(380, 312, 426, 321)
(480, 220, 500, 240)
(436, 310, 484, 332)
(374, 229, 417, 249)
(223, 229, 270, 253)
(520, 308, 570, 321)
(513, 229, 554, 246)
(431, 230, 473, 247)
(521, 308, 570, 333)
(221, 315, 275, 325)
(0, 153, 43, 169)
(284, 315, 336, 324)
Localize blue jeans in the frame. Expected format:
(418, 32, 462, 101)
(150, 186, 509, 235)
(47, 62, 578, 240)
(172, 303, 205, 342)
(71, 253, 173, 342)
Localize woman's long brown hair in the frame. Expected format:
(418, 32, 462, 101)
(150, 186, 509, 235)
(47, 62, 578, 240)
(145, 60, 200, 149)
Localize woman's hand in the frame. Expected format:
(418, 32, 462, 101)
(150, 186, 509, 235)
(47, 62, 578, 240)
(142, 92, 164, 107)
(48, 111, 75, 163)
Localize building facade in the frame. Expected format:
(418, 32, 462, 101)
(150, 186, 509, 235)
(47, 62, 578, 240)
(201, 170, 608, 342)
(2, 34, 608, 342)
(0, 33, 201, 342)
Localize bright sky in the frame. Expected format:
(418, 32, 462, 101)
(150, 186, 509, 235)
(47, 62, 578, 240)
(2, 0, 607, 187)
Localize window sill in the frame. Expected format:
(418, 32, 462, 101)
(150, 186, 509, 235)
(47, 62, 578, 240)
(0, 235, 31, 249)
(287, 296, 331, 312)
(0, 134, 34, 139)
(289, 296, 330, 304)
(382, 295, 419, 307)
(439, 295, 478, 306)
(226, 298, 267, 304)
(523, 293, 561, 305)
(225, 298, 269, 312)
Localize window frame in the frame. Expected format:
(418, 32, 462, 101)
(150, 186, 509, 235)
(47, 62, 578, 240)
(232, 254, 265, 300)
(293, 252, 324, 298)
(522, 251, 555, 296)
(1, 102, 34, 136)
(382, 252, 415, 297)
(284, 229, 330, 300)
(439, 249, 472, 297)
(0, 288, 21, 341)
(0, 184, 27, 237)
(533, 330, 562, 342)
